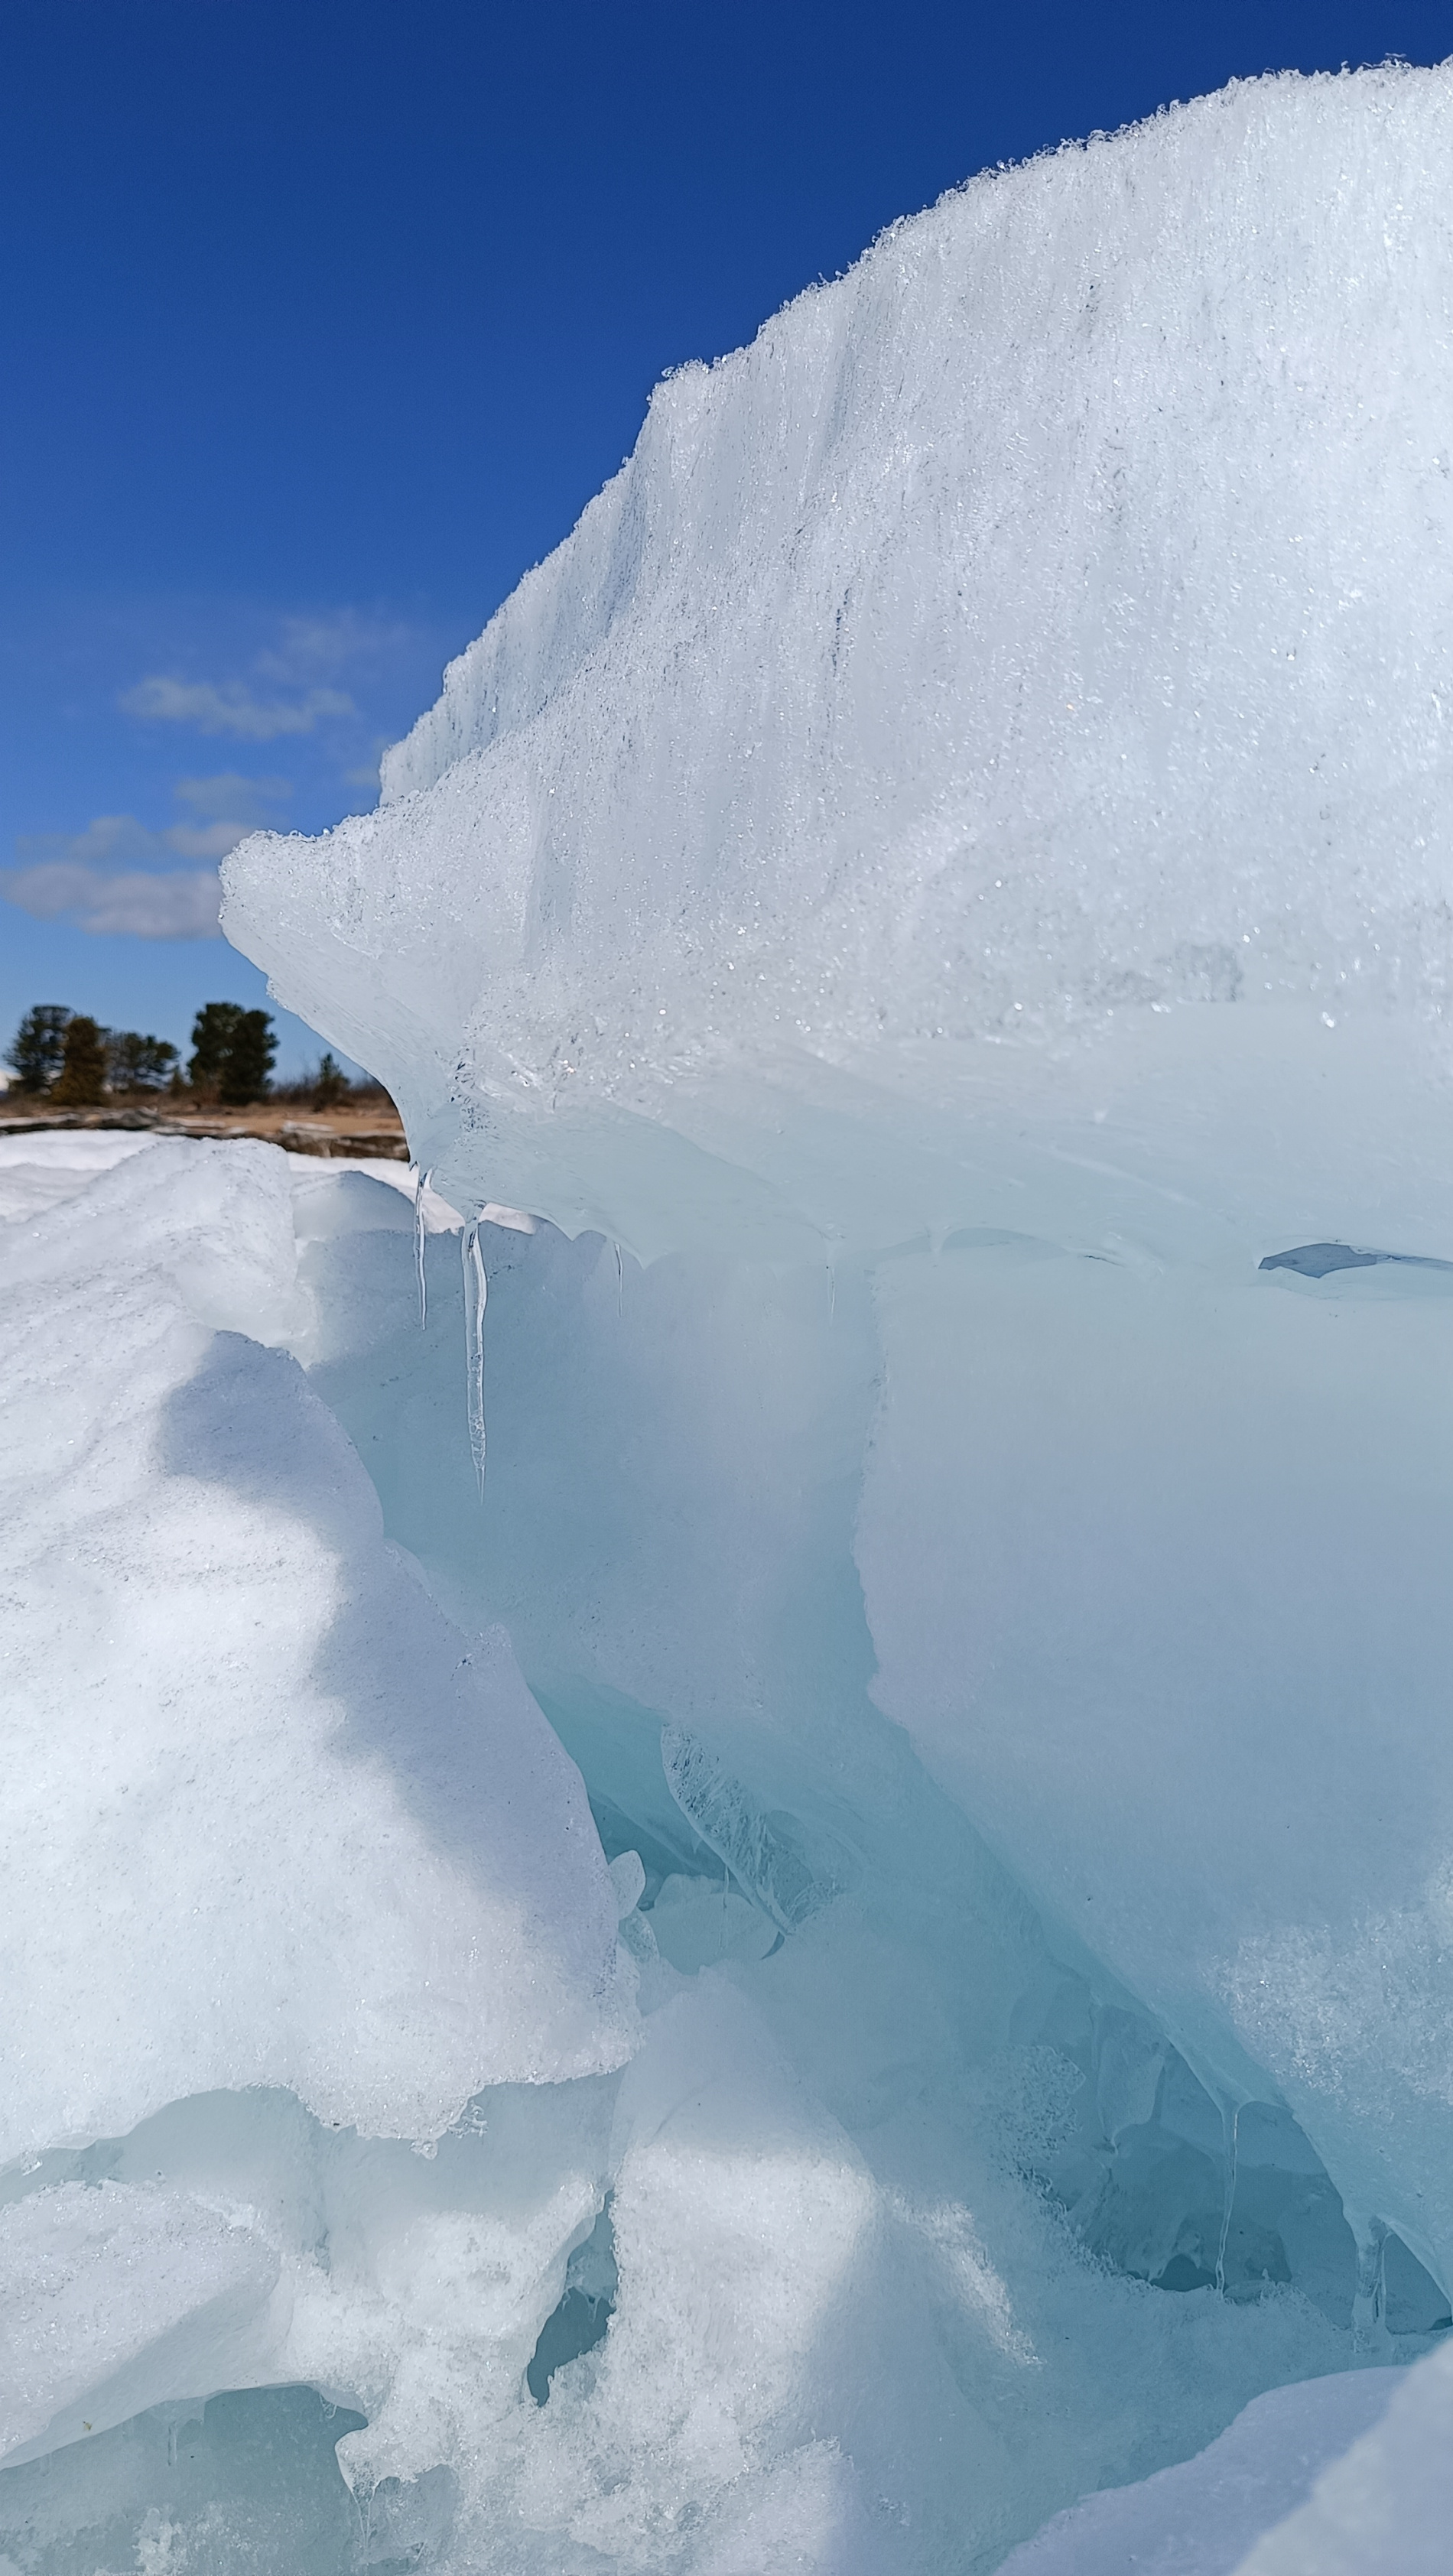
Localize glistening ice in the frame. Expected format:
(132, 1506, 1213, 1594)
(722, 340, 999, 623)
(6, 59, 1453, 2574)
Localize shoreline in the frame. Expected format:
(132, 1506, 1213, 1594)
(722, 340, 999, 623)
(0, 1103, 411, 1161)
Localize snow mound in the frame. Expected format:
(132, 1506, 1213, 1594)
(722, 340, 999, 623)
(0, 1137, 632, 2163)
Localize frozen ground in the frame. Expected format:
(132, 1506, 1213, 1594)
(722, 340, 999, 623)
(8, 53, 1453, 2576)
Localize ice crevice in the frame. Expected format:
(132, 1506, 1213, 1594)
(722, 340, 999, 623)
(9, 54, 1453, 2575)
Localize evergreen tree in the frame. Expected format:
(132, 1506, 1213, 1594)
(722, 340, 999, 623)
(188, 1001, 244, 1096)
(50, 1015, 109, 1107)
(218, 1009, 276, 1106)
(187, 1001, 276, 1105)
(312, 1051, 348, 1109)
(5, 1005, 71, 1093)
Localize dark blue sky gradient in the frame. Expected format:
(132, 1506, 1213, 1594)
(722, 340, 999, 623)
(4, 0, 1451, 1069)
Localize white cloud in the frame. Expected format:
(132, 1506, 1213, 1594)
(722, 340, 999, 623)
(164, 820, 261, 861)
(121, 676, 354, 739)
(2, 859, 220, 940)
(119, 609, 413, 746)
(255, 611, 412, 682)
(173, 772, 291, 822)
(166, 774, 291, 856)
(2, 776, 293, 939)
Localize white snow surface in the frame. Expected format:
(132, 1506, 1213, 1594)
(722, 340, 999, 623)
(0, 1135, 632, 2162)
(997, 2365, 1404, 2572)
(0, 2183, 278, 2465)
(1232, 2337, 1453, 2574)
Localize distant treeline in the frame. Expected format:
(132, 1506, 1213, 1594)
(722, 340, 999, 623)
(5, 1004, 384, 1112)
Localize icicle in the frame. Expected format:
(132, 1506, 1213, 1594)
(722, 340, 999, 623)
(414, 1167, 433, 1328)
(463, 1216, 488, 1495)
(614, 1239, 623, 1319)
(1214, 2099, 1240, 2295)
(1351, 2214, 1392, 2357)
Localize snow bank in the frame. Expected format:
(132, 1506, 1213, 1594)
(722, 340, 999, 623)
(0, 1137, 631, 2161)
(1233, 2337, 1453, 2573)
(999, 2365, 1404, 2573)
(1006, 2340, 1453, 2575)
(0, 1136, 638, 2490)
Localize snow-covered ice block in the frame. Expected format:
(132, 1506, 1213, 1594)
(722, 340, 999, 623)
(0, 1139, 633, 2164)
(1003, 2341, 1453, 2575)
(0, 2183, 278, 2466)
(1232, 2337, 1453, 2574)
(227, 66, 1453, 1262)
(0, 1129, 156, 1223)
(1000, 2366, 1403, 2572)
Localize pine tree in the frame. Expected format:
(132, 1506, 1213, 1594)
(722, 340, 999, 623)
(5, 1005, 71, 1093)
(312, 1051, 348, 1109)
(187, 1001, 276, 1105)
(218, 1009, 276, 1106)
(50, 1015, 109, 1107)
(188, 1002, 244, 1097)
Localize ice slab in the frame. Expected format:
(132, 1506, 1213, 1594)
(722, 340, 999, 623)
(226, 66, 1453, 1267)
(1003, 2341, 1453, 2575)
(0, 2183, 278, 2464)
(0, 1129, 157, 1222)
(0, 2383, 369, 2576)
(1000, 2364, 1403, 2573)
(1232, 2337, 1453, 2574)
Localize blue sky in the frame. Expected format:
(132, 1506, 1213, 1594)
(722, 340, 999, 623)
(4, 0, 1451, 1079)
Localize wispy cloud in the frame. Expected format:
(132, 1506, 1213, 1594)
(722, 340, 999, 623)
(3, 857, 221, 939)
(120, 674, 353, 739)
(254, 611, 413, 683)
(167, 772, 291, 853)
(343, 736, 394, 794)
(119, 609, 413, 746)
(3, 778, 290, 940)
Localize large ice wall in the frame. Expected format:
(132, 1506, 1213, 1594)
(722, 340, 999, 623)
(228, 64, 1453, 1256)
(228, 55, 1453, 2265)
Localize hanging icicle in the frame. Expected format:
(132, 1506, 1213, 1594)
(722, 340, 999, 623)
(462, 1214, 488, 1496)
(414, 1167, 434, 1328)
